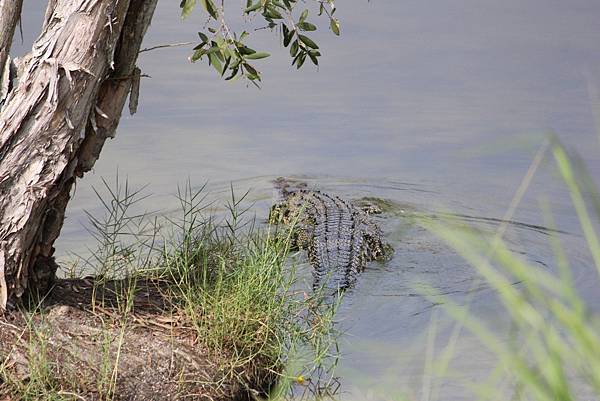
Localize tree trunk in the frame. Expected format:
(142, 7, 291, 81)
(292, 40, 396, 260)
(0, 0, 23, 104)
(0, 0, 157, 310)
(0, 0, 22, 74)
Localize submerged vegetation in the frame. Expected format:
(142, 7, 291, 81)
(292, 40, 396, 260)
(0, 181, 340, 400)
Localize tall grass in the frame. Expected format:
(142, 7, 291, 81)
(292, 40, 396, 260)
(0, 178, 340, 400)
(165, 184, 343, 396)
(420, 138, 600, 401)
(74, 179, 339, 398)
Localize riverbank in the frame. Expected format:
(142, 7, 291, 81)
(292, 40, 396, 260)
(0, 278, 263, 401)
(0, 183, 338, 400)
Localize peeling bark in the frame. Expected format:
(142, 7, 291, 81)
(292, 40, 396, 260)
(78, 0, 157, 175)
(43, 0, 59, 30)
(0, 0, 158, 309)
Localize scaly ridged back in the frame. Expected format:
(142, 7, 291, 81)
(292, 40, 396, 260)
(271, 188, 390, 294)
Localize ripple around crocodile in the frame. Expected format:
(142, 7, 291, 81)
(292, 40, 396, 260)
(270, 180, 392, 295)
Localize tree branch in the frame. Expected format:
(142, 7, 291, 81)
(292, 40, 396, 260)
(139, 41, 193, 53)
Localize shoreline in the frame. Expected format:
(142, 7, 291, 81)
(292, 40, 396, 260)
(0, 276, 277, 401)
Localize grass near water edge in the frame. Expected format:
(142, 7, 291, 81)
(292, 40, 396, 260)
(0, 181, 340, 400)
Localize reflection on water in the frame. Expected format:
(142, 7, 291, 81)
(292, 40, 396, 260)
(13, 0, 600, 399)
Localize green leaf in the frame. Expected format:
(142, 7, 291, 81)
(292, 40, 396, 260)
(181, 0, 196, 18)
(213, 47, 225, 62)
(225, 67, 239, 80)
(208, 53, 222, 73)
(330, 18, 340, 35)
(290, 40, 299, 57)
(221, 56, 232, 76)
(292, 53, 301, 66)
(230, 57, 242, 69)
(223, 47, 233, 58)
(282, 24, 293, 47)
(198, 32, 209, 42)
(238, 45, 256, 55)
(200, 0, 218, 19)
(308, 49, 320, 66)
(191, 48, 205, 62)
(271, 0, 285, 8)
(264, 7, 283, 19)
(299, 9, 309, 23)
(206, 46, 221, 55)
(298, 34, 319, 49)
(244, 1, 262, 13)
(298, 22, 317, 31)
(297, 52, 306, 68)
(245, 52, 271, 60)
(244, 63, 261, 81)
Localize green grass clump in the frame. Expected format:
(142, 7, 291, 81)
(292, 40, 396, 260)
(157, 186, 321, 387)
(0, 315, 65, 401)
(0, 180, 339, 400)
(79, 181, 339, 398)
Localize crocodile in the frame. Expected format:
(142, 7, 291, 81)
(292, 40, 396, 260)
(270, 179, 392, 294)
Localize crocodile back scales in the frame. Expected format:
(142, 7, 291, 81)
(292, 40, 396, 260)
(271, 187, 390, 293)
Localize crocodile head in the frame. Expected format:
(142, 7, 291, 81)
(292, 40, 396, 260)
(363, 232, 395, 262)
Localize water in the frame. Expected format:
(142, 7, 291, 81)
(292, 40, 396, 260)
(13, 1, 600, 399)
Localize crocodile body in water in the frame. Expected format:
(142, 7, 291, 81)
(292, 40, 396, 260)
(270, 179, 392, 293)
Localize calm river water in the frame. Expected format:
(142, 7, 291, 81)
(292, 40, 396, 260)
(14, 1, 600, 399)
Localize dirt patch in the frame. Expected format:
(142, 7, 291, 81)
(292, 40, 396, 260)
(0, 278, 273, 400)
